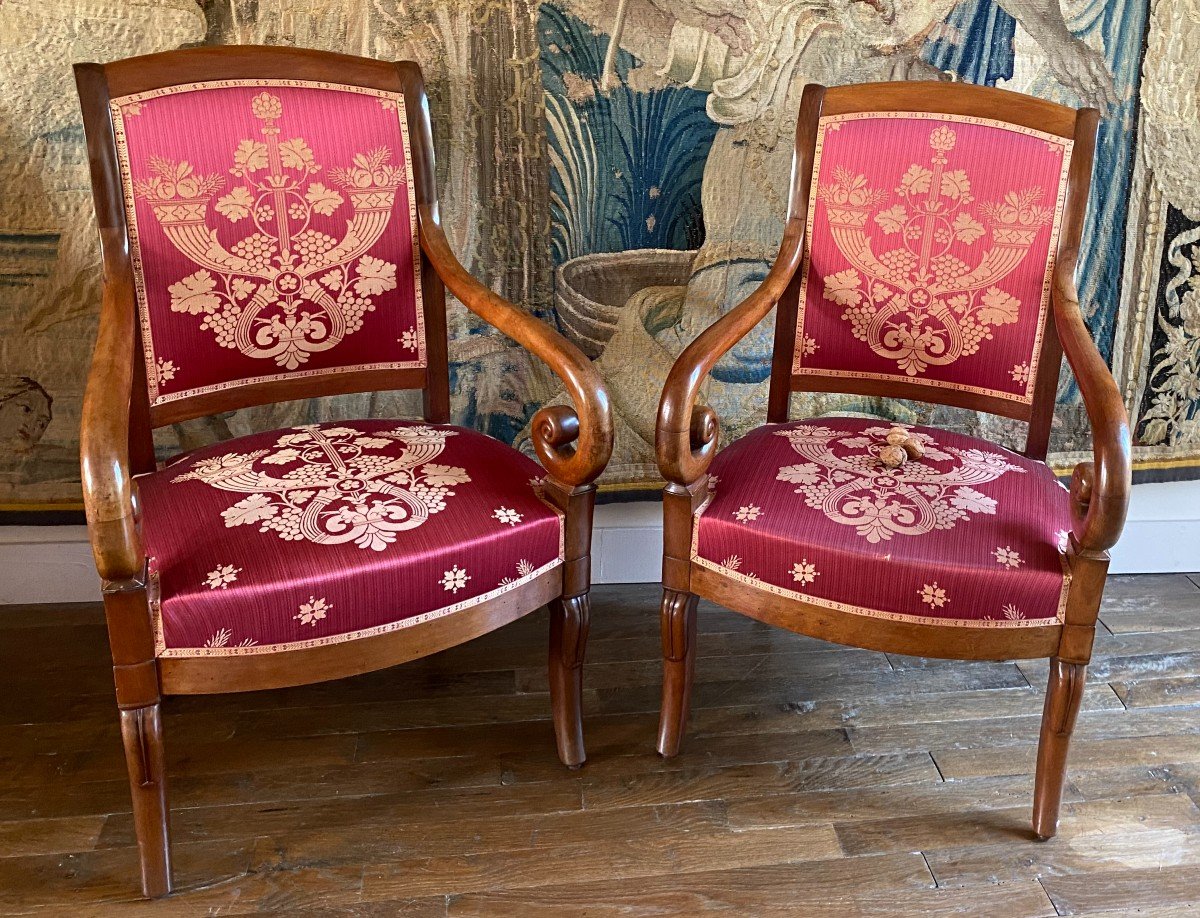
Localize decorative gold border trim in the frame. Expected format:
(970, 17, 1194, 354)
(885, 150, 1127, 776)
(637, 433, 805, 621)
(791, 111, 1075, 406)
(690, 498, 1071, 630)
(153, 547, 565, 659)
(109, 79, 427, 408)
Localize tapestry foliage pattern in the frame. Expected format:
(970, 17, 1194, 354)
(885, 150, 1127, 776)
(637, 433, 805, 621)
(0, 0, 1196, 510)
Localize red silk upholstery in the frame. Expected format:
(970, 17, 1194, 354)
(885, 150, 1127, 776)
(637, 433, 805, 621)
(136, 421, 562, 656)
(110, 81, 424, 408)
(694, 419, 1071, 627)
(793, 113, 1073, 405)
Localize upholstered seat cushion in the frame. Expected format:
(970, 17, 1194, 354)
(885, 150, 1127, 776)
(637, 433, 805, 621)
(694, 418, 1072, 628)
(137, 421, 563, 656)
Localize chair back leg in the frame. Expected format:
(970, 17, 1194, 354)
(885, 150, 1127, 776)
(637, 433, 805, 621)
(119, 702, 173, 897)
(657, 589, 698, 757)
(1032, 658, 1087, 839)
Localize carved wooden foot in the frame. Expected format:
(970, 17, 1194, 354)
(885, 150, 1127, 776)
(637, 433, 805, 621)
(119, 702, 172, 898)
(657, 589, 698, 758)
(549, 593, 590, 768)
(1032, 658, 1086, 839)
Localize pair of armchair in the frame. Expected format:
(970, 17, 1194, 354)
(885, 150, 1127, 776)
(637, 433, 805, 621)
(75, 48, 1128, 899)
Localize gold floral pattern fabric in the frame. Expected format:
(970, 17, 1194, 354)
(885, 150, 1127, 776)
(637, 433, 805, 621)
(793, 113, 1072, 404)
(774, 424, 1025, 544)
(137, 420, 563, 657)
(171, 424, 469, 551)
(111, 81, 425, 406)
(694, 418, 1072, 628)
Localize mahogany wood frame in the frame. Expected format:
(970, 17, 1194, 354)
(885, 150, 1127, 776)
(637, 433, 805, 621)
(75, 46, 612, 898)
(655, 82, 1131, 841)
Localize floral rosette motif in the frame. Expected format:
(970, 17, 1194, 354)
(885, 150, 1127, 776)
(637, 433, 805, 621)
(171, 425, 469, 551)
(133, 91, 407, 371)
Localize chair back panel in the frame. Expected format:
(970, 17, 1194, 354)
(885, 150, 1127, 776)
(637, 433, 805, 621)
(110, 79, 424, 410)
(791, 111, 1073, 409)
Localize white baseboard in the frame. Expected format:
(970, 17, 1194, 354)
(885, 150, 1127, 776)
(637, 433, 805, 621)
(0, 525, 98, 605)
(1, 481, 1197, 604)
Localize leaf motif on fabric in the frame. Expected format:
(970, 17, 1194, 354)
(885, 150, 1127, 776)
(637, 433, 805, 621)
(807, 122, 1061, 382)
(215, 186, 255, 221)
(168, 270, 221, 315)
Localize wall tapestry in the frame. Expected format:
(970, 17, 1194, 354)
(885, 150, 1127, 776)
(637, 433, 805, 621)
(0, 0, 1197, 514)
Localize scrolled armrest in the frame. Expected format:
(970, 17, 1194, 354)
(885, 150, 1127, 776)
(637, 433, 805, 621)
(418, 207, 612, 487)
(81, 251, 144, 583)
(656, 220, 805, 486)
(1053, 263, 1131, 553)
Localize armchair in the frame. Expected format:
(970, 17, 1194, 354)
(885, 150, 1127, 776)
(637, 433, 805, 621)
(75, 46, 611, 897)
(655, 82, 1130, 840)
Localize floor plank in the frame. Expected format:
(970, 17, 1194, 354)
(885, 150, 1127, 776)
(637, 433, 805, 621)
(1, 578, 1198, 914)
(447, 858, 1057, 918)
(1042, 863, 1200, 915)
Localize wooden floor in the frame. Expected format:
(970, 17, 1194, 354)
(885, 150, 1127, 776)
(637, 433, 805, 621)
(3, 576, 1200, 915)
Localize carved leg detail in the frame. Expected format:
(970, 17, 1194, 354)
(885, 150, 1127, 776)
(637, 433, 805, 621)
(119, 703, 172, 898)
(549, 594, 590, 768)
(1032, 658, 1086, 840)
(657, 589, 698, 758)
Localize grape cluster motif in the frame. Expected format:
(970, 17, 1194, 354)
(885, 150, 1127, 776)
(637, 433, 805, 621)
(132, 91, 414, 383)
(813, 124, 1056, 383)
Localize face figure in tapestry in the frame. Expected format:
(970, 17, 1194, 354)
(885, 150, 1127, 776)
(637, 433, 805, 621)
(556, 0, 1115, 449)
(0, 377, 52, 454)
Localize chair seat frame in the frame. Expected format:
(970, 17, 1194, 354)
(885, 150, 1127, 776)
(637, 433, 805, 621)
(654, 82, 1130, 841)
(76, 46, 612, 898)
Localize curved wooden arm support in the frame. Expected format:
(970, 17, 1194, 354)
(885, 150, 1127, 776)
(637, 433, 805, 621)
(655, 82, 824, 487)
(655, 220, 806, 486)
(418, 206, 612, 488)
(1053, 263, 1131, 553)
(81, 231, 145, 584)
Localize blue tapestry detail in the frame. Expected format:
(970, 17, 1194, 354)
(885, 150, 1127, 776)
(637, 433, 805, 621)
(924, 0, 1148, 384)
(922, 0, 1017, 85)
(539, 4, 716, 265)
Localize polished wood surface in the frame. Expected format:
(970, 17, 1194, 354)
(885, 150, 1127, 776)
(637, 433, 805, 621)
(1033, 658, 1088, 839)
(818, 80, 1078, 137)
(419, 214, 612, 489)
(690, 564, 1064, 662)
(656, 84, 823, 489)
(74, 46, 611, 898)
(2, 577, 1199, 915)
(655, 80, 1133, 840)
(656, 588, 698, 757)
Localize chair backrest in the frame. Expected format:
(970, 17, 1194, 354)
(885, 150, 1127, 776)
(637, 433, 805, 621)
(769, 82, 1097, 458)
(76, 48, 449, 438)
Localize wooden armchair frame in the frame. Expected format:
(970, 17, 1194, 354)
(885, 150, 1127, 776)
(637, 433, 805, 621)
(75, 46, 612, 898)
(655, 82, 1131, 840)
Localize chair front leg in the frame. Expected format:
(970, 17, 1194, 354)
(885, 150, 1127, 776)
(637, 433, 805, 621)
(549, 594, 590, 767)
(119, 702, 172, 897)
(657, 588, 698, 757)
(1032, 657, 1086, 839)
(544, 479, 596, 768)
(104, 580, 172, 898)
(657, 479, 706, 757)
(1033, 540, 1108, 839)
